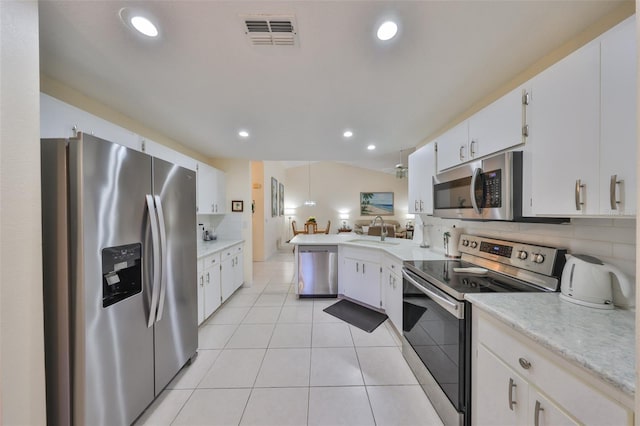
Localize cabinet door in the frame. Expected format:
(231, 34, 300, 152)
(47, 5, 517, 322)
(529, 41, 600, 215)
(528, 391, 579, 426)
(220, 257, 235, 301)
(468, 87, 525, 160)
(214, 169, 227, 214)
(408, 142, 435, 214)
(197, 270, 205, 325)
(600, 17, 637, 216)
(204, 264, 221, 318)
(197, 163, 216, 214)
(341, 257, 360, 300)
(436, 121, 469, 172)
(384, 268, 402, 332)
(233, 252, 244, 290)
(474, 345, 528, 426)
(360, 260, 382, 308)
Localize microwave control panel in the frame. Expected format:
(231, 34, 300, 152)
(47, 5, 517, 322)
(482, 169, 501, 207)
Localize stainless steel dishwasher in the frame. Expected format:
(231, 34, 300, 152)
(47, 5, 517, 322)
(297, 245, 338, 297)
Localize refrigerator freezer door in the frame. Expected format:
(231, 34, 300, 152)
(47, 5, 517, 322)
(152, 157, 198, 393)
(70, 134, 155, 425)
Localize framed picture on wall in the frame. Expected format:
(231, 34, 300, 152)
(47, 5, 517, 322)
(360, 192, 394, 216)
(279, 183, 284, 216)
(271, 177, 278, 217)
(231, 200, 243, 212)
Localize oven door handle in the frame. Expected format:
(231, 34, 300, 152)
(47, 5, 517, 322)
(402, 269, 465, 319)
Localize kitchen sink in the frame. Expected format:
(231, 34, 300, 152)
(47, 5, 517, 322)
(348, 239, 401, 246)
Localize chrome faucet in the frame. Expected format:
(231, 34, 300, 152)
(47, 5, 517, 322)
(372, 215, 387, 241)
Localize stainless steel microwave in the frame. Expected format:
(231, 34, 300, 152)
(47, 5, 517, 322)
(433, 151, 565, 222)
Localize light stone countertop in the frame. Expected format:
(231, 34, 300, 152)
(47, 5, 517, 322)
(290, 233, 447, 262)
(465, 292, 635, 397)
(197, 239, 244, 258)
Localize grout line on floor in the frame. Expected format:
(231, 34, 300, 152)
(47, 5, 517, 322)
(350, 326, 378, 426)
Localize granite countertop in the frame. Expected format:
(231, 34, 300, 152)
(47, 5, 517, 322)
(466, 292, 635, 397)
(197, 239, 244, 258)
(290, 234, 447, 262)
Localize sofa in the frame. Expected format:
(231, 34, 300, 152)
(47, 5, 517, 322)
(353, 219, 407, 238)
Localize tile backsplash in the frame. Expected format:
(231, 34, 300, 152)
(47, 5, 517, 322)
(418, 215, 636, 279)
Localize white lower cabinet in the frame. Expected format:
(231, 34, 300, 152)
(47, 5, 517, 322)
(221, 243, 244, 301)
(382, 255, 402, 332)
(340, 247, 382, 309)
(472, 308, 633, 426)
(197, 243, 244, 325)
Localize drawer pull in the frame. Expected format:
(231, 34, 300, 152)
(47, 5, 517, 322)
(508, 378, 517, 410)
(518, 357, 531, 370)
(534, 400, 544, 426)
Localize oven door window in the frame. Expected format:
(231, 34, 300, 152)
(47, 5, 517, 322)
(403, 293, 465, 410)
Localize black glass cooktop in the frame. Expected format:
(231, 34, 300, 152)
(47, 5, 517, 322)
(404, 259, 545, 299)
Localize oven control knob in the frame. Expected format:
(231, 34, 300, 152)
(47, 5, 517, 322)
(462, 239, 469, 247)
(533, 253, 545, 264)
(517, 250, 528, 260)
(470, 241, 478, 249)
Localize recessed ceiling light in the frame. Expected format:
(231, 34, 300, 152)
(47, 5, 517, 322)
(367, 144, 376, 151)
(377, 21, 398, 41)
(130, 16, 158, 37)
(343, 130, 353, 138)
(238, 130, 250, 138)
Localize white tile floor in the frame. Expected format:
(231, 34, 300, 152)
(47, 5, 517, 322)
(136, 250, 443, 426)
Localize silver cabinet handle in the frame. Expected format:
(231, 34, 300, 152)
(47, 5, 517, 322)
(459, 145, 465, 161)
(470, 140, 476, 157)
(356, 262, 359, 273)
(363, 263, 366, 274)
(508, 378, 517, 410)
(200, 276, 204, 287)
(518, 357, 531, 369)
(534, 400, 544, 426)
(419, 200, 424, 212)
(414, 200, 419, 211)
(206, 272, 210, 283)
(575, 179, 585, 211)
(610, 174, 621, 210)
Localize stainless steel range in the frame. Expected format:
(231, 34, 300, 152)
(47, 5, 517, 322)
(401, 234, 566, 426)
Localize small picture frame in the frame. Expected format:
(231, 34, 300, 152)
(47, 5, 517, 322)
(231, 200, 244, 212)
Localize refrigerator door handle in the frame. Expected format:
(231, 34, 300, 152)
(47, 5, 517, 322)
(154, 195, 168, 322)
(146, 194, 161, 328)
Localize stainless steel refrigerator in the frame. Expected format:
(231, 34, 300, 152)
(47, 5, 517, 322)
(41, 133, 197, 425)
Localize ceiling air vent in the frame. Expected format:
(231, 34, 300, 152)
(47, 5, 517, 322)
(242, 14, 298, 47)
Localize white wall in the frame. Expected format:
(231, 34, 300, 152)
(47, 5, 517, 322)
(285, 162, 410, 233)
(0, 1, 47, 423)
(262, 161, 287, 259)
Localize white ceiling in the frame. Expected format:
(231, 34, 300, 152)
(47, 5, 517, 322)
(38, 1, 625, 172)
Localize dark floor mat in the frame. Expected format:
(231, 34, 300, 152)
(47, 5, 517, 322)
(323, 299, 388, 333)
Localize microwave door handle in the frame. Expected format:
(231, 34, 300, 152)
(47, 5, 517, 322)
(470, 167, 483, 214)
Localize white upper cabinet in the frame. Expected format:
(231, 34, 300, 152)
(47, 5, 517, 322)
(528, 17, 636, 217)
(408, 142, 435, 214)
(468, 86, 526, 160)
(40, 93, 140, 150)
(197, 162, 226, 214)
(599, 16, 637, 216)
(529, 40, 600, 215)
(436, 121, 469, 172)
(141, 137, 197, 171)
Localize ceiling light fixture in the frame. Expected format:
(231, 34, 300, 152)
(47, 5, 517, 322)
(130, 15, 158, 37)
(367, 144, 376, 151)
(238, 130, 250, 138)
(395, 149, 408, 179)
(303, 162, 316, 207)
(343, 130, 353, 138)
(377, 21, 398, 41)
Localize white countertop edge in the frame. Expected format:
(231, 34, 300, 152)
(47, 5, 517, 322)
(290, 234, 447, 262)
(197, 239, 244, 258)
(466, 293, 635, 398)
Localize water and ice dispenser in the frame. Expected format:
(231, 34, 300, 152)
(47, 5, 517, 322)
(102, 243, 142, 308)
